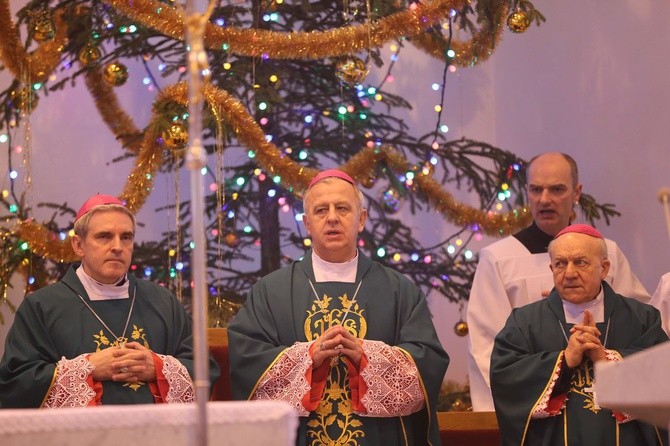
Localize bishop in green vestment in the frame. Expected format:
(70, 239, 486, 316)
(228, 170, 449, 446)
(491, 224, 668, 446)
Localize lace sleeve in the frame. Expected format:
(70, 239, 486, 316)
(43, 354, 97, 408)
(357, 340, 424, 417)
(252, 342, 313, 416)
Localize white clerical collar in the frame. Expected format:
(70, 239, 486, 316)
(562, 286, 605, 324)
(76, 265, 130, 301)
(312, 251, 358, 283)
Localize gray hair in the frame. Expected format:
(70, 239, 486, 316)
(74, 204, 136, 239)
(302, 177, 365, 214)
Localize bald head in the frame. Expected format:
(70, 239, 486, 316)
(526, 152, 582, 236)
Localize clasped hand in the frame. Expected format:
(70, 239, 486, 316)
(564, 310, 607, 368)
(89, 342, 156, 383)
(312, 325, 363, 368)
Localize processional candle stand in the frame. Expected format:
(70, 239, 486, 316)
(184, 1, 216, 445)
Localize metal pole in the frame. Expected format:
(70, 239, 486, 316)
(658, 188, 670, 243)
(184, 1, 212, 445)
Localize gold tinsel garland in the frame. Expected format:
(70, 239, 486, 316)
(103, 0, 468, 59)
(411, 3, 509, 67)
(85, 68, 144, 153)
(14, 76, 530, 262)
(0, 0, 69, 84)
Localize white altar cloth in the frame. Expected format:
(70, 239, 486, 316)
(0, 400, 298, 446)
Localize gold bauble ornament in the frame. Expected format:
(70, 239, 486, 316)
(335, 57, 369, 85)
(78, 43, 102, 67)
(10, 87, 39, 113)
(454, 320, 469, 337)
(161, 122, 189, 151)
(507, 11, 531, 33)
(361, 175, 377, 189)
(103, 61, 129, 87)
(30, 10, 56, 42)
(224, 232, 240, 248)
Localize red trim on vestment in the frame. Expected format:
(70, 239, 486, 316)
(149, 353, 167, 403)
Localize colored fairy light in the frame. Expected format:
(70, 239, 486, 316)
(498, 192, 506, 201)
(262, 13, 270, 21)
(359, 113, 367, 120)
(304, 238, 312, 247)
(33, 83, 43, 90)
(338, 105, 347, 115)
(440, 124, 449, 133)
(269, 75, 278, 82)
(513, 163, 520, 171)
(295, 213, 304, 222)
(358, 239, 365, 247)
(243, 226, 252, 233)
(0, 134, 7, 143)
(278, 197, 287, 205)
(200, 167, 207, 175)
(390, 44, 398, 52)
(254, 168, 262, 175)
(347, 105, 355, 113)
(142, 77, 151, 85)
(410, 253, 420, 262)
(390, 54, 398, 62)
(357, 91, 366, 98)
(236, 177, 246, 186)
(267, 189, 276, 197)
(393, 253, 401, 262)
(374, 93, 382, 101)
(258, 102, 268, 110)
(449, 65, 456, 73)
(227, 210, 235, 218)
(68, 229, 75, 237)
(423, 255, 432, 263)
(189, 241, 196, 249)
(464, 250, 474, 260)
(209, 183, 217, 192)
(298, 150, 308, 160)
(215, 18, 225, 26)
(176, 262, 184, 270)
(304, 115, 313, 123)
(455, 239, 463, 246)
(270, 12, 279, 21)
(446, 49, 455, 58)
(223, 62, 232, 70)
(281, 204, 290, 213)
(144, 267, 152, 277)
(273, 176, 281, 184)
(169, 249, 176, 256)
(28, 276, 35, 285)
(386, 75, 394, 83)
(129, 25, 137, 33)
(376, 247, 386, 257)
(432, 83, 440, 91)
(496, 203, 503, 210)
(434, 105, 442, 112)
(20, 242, 28, 250)
(367, 87, 376, 95)
(501, 183, 509, 191)
(265, 135, 273, 142)
(505, 190, 511, 198)
(59, 232, 67, 241)
(406, 171, 415, 180)
(247, 150, 256, 158)
(9, 170, 18, 179)
(447, 245, 456, 255)
(259, 118, 268, 125)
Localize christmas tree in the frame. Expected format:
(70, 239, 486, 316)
(0, 0, 618, 326)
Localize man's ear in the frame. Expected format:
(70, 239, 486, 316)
(357, 208, 367, 232)
(71, 235, 85, 257)
(600, 258, 611, 279)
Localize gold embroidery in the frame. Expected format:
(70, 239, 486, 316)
(570, 360, 600, 413)
(305, 291, 367, 444)
(92, 324, 150, 391)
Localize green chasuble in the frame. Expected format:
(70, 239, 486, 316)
(228, 250, 449, 446)
(0, 265, 220, 408)
(491, 282, 669, 446)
